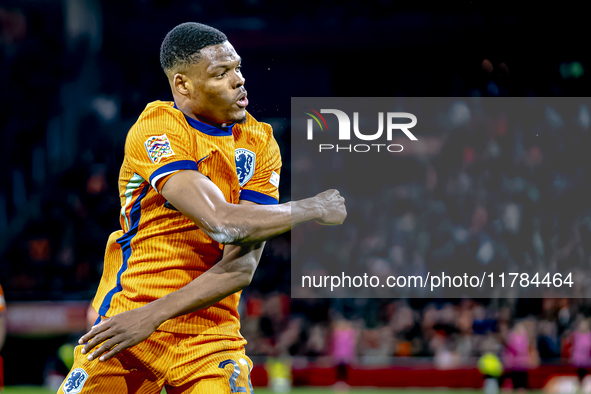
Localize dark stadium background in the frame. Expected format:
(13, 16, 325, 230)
(1, 0, 590, 392)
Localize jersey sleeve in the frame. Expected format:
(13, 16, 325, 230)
(240, 127, 282, 205)
(125, 107, 199, 193)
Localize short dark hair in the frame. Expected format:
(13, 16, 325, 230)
(160, 22, 227, 75)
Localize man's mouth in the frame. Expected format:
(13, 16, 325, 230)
(236, 93, 248, 108)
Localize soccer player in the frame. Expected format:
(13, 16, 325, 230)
(58, 22, 346, 394)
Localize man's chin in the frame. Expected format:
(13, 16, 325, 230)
(232, 108, 247, 124)
(225, 109, 247, 125)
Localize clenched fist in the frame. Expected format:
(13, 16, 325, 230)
(314, 189, 347, 225)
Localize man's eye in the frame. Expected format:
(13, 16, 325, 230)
(218, 72, 227, 78)
(236, 66, 242, 72)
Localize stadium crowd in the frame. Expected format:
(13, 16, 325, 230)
(280, 95, 591, 373)
(241, 294, 591, 367)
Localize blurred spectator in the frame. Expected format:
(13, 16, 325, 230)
(265, 355, 292, 393)
(358, 326, 393, 365)
(331, 318, 357, 389)
(501, 321, 535, 391)
(571, 318, 591, 386)
(305, 323, 328, 359)
(537, 320, 559, 361)
(432, 334, 462, 370)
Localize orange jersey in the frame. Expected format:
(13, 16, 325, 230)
(92, 101, 281, 337)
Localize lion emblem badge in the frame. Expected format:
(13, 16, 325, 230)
(235, 148, 256, 187)
(63, 368, 89, 394)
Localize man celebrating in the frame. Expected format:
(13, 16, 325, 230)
(59, 22, 346, 394)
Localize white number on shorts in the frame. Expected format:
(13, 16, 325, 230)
(218, 358, 253, 393)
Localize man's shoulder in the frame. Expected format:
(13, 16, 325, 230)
(235, 111, 274, 141)
(127, 101, 188, 140)
(138, 100, 181, 122)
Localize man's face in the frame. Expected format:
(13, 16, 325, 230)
(184, 41, 247, 125)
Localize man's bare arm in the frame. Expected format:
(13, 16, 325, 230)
(80, 201, 266, 361)
(161, 170, 346, 245)
(79, 172, 346, 361)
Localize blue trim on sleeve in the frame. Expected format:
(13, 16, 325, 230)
(98, 184, 150, 317)
(93, 315, 102, 326)
(240, 190, 279, 205)
(148, 160, 198, 185)
(173, 102, 234, 137)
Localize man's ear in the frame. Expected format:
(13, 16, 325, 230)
(173, 73, 190, 95)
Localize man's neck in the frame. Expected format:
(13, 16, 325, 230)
(173, 99, 230, 129)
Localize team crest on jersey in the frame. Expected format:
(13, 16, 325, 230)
(144, 134, 175, 164)
(235, 148, 256, 187)
(63, 368, 89, 394)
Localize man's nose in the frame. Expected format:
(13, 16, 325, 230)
(233, 72, 245, 89)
